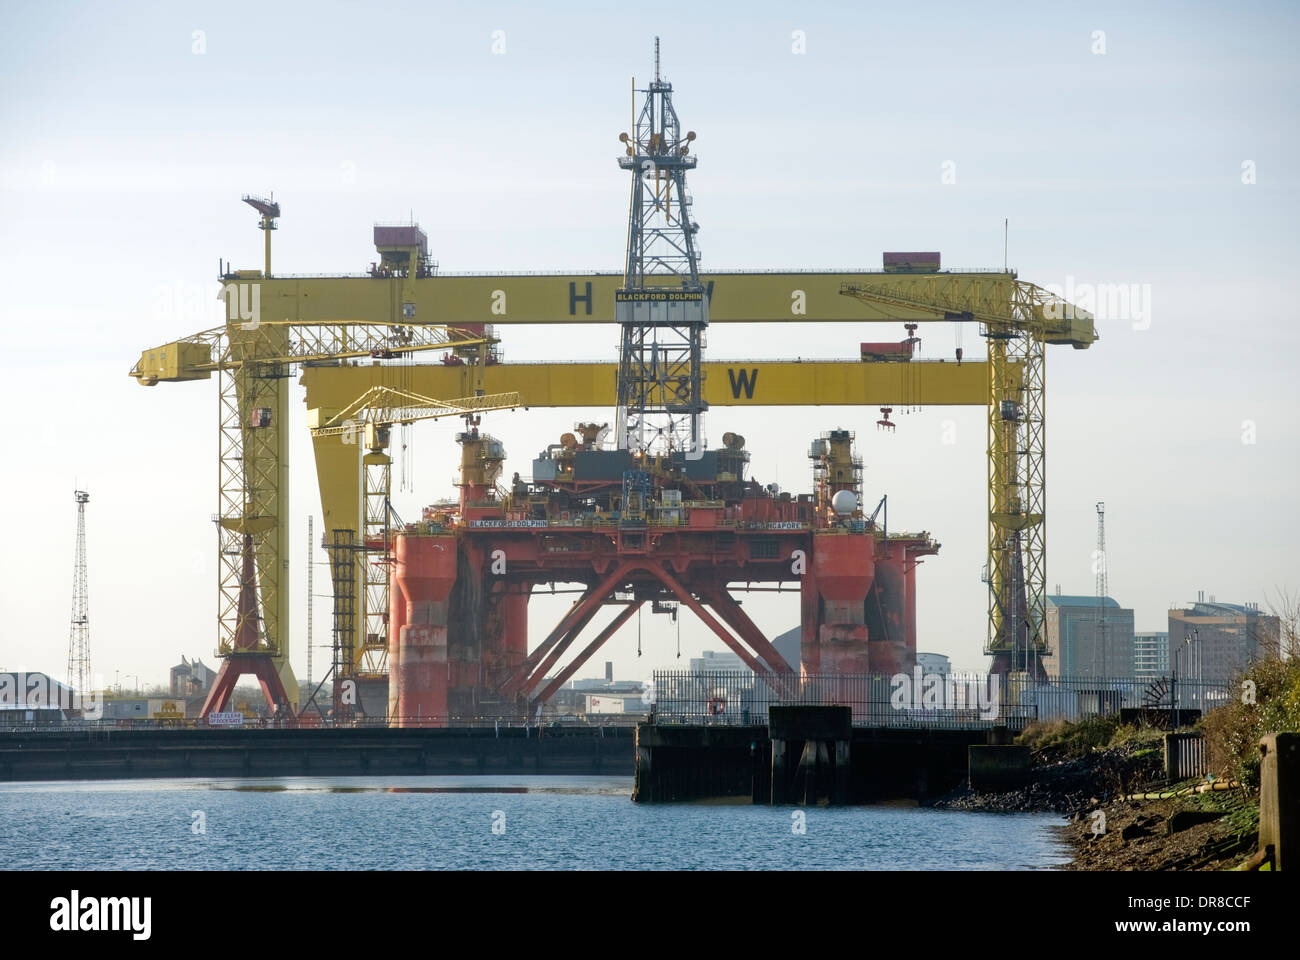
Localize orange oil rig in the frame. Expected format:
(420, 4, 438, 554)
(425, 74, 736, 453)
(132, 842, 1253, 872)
(386, 424, 939, 723)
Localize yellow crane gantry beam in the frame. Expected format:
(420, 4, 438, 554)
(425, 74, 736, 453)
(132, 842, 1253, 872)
(203, 269, 1097, 331)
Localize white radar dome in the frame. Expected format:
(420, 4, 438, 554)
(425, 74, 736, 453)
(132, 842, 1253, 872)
(831, 490, 858, 516)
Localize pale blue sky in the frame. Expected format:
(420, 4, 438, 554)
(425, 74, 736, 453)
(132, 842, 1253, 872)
(1, 1, 1296, 687)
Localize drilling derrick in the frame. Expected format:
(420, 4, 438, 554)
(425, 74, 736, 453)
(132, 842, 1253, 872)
(66, 490, 91, 695)
(615, 37, 707, 455)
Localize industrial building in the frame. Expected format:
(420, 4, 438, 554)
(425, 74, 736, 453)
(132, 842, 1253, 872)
(99, 696, 187, 722)
(1043, 595, 1135, 679)
(169, 656, 216, 698)
(1133, 632, 1170, 679)
(916, 652, 952, 676)
(0, 672, 79, 724)
(1167, 598, 1280, 684)
(689, 650, 749, 675)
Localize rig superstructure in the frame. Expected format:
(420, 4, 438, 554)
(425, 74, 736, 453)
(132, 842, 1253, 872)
(387, 423, 939, 722)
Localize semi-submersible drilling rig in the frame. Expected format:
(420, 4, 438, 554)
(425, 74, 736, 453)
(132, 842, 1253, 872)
(385, 44, 939, 724)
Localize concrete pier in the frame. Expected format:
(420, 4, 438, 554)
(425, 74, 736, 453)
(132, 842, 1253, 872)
(769, 706, 852, 805)
(0, 726, 634, 781)
(634, 716, 1000, 804)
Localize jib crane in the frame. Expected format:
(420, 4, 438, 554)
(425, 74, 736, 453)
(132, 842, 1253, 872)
(839, 271, 1096, 675)
(306, 385, 521, 718)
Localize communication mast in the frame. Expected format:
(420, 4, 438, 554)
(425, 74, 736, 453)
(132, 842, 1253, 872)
(615, 37, 707, 455)
(66, 490, 91, 694)
(1094, 501, 1107, 676)
(306, 515, 314, 688)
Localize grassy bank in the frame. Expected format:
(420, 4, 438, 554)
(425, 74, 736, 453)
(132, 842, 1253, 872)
(1048, 657, 1299, 870)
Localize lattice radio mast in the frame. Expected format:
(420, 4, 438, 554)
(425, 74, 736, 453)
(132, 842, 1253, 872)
(306, 514, 314, 688)
(66, 490, 91, 693)
(1094, 501, 1107, 676)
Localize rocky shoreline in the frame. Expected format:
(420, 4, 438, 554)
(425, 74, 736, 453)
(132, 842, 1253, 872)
(928, 739, 1260, 870)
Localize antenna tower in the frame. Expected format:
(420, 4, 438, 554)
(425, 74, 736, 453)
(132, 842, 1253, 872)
(66, 490, 91, 693)
(1094, 501, 1107, 676)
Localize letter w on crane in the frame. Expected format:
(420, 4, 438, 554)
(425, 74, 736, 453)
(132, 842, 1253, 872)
(728, 368, 758, 400)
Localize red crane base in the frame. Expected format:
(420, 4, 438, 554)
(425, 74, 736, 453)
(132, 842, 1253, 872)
(200, 654, 292, 719)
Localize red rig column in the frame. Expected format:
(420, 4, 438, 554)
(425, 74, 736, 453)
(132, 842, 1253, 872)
(386, 577, 407, 721)
(392, 535, 457, 727)
(869, 542, 909, 676)
(807, 533, 875, 674)
(904, 551, 919, 670)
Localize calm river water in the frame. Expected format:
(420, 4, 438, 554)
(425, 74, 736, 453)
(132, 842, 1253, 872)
(0, 776, 1071, 870)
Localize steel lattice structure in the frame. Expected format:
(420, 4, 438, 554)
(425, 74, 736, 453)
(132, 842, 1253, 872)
(66, 490, 91, 694)
(1094, 501, 1108, 675)
(615, 39, 708, 455)
(129, 203, 495, 715)
(840, 276, 1084, 674)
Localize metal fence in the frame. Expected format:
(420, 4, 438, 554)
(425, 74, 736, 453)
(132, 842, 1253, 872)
(1165, 732, 1207, 779)
(649, 671, 1233, 730)
(1002, 674, 1231, 724)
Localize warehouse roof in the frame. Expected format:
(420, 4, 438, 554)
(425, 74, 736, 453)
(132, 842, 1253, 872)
(1047, 595, 1122, 609)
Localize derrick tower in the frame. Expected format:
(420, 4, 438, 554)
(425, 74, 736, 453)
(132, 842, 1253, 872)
(615, 37, 706, 455)
(66, 490, 91, 694)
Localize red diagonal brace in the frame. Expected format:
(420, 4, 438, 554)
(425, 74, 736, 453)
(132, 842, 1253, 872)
(531, 601, 643, 706)
(518, 602, 604, 699)
(499, 560, 638, 696)
(701, 584, 797, 679)
(650, 564, 770, 677)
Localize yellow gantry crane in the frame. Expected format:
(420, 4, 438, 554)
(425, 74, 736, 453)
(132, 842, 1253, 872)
(130, 198, 498, 713)
(135, 200, 1094, 694)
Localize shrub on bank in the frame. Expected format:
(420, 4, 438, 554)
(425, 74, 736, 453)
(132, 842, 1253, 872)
(1020, 715, 1113, 756)
(1200, 657, 1300, 788)
(1018, 714, 1163, 758)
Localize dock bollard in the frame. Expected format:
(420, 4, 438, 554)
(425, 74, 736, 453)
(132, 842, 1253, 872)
(1259, 732, 1297, 872)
